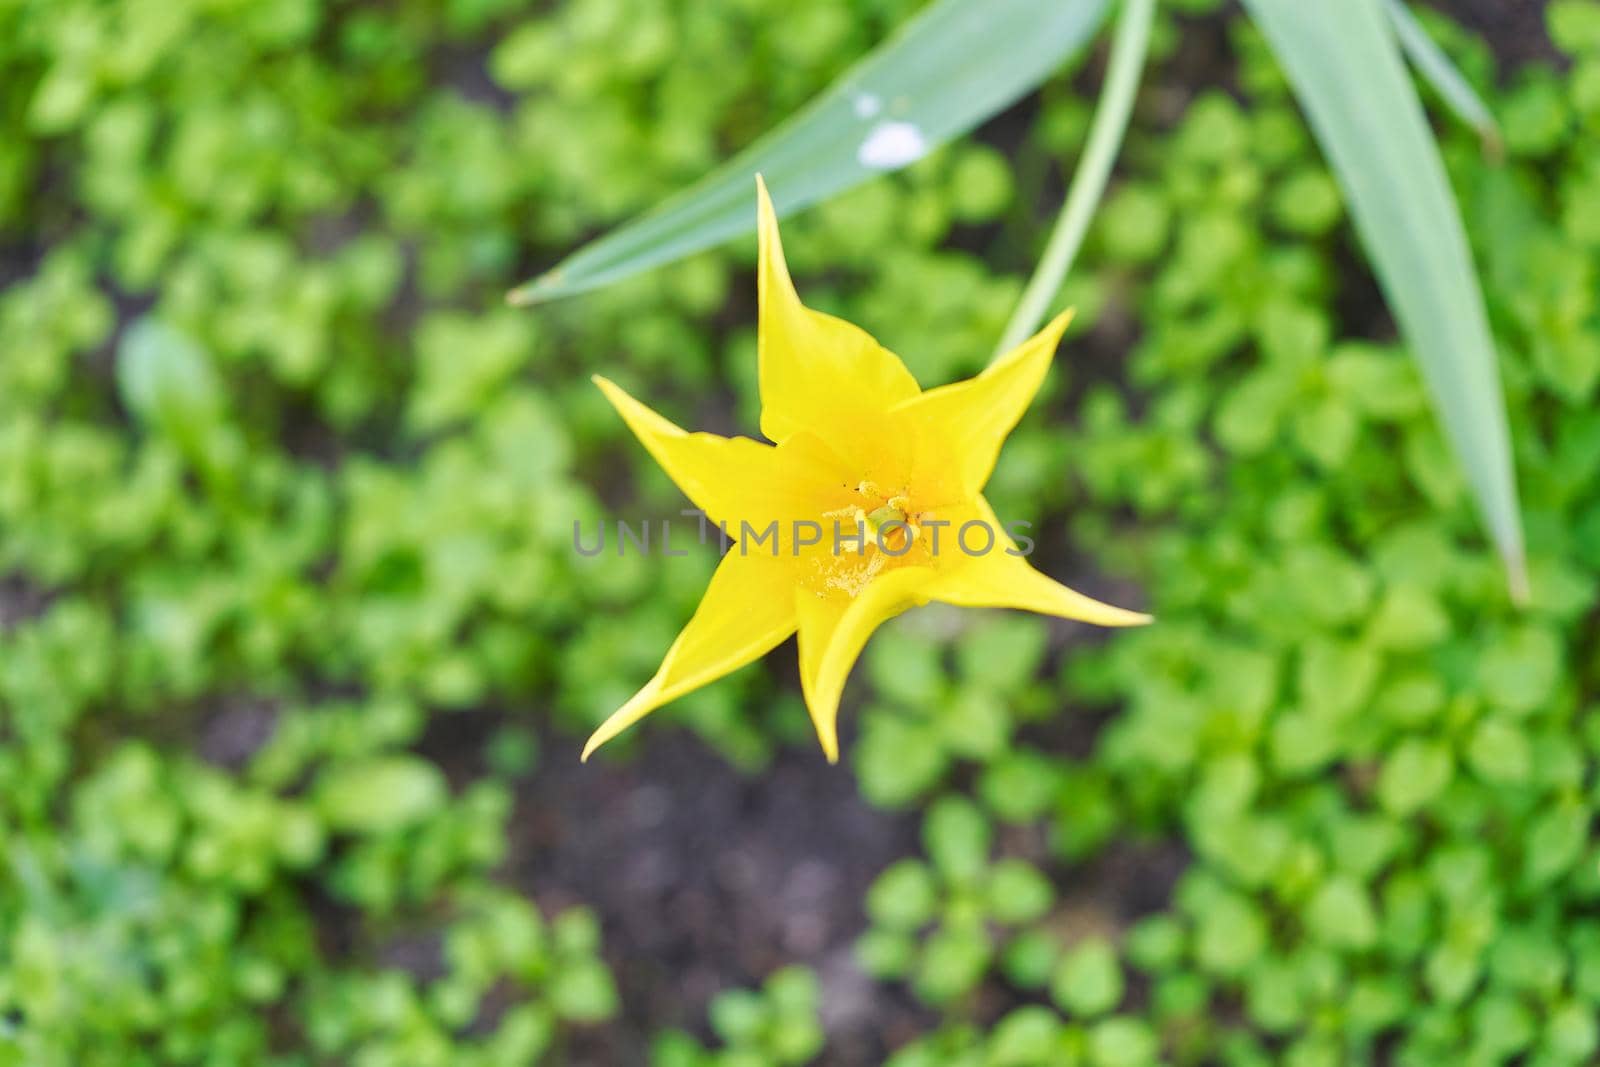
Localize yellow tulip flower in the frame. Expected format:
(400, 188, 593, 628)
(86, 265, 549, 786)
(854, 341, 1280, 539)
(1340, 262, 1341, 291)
(585, 178, 1149, 763)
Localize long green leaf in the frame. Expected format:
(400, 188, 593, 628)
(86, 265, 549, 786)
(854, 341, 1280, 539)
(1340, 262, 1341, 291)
(1242, 0, 1526, 597)
(510, 0, 1111, 305)
(1385, 0, 1500, 150)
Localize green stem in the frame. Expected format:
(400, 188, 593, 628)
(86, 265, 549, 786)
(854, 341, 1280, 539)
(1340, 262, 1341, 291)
(992, 0, 1155, 359)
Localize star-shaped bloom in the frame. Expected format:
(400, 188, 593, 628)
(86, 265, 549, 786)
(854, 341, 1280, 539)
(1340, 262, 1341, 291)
(584, 178, 1149, 763)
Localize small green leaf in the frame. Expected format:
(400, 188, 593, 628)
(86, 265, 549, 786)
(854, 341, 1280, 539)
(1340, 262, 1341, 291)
(1524, 804, 1588, 888)
(988, 1006, 1068, 1063)
(923, 796, 992, 884)
(1284, 546, 1372, 627)
(1270, 712, 1339, 775)
(1306, 878, 1379, 949)
(1502, 73, 1571, 157)
(1425, 942, 1482, 1004)
(1466, 718, 1532, 785)
(1270, 168, 1342, 235)
(765, 966, 819, 1016)
(856, 928, 918, 978)
(1377, 740, 1453, 815)
(1052, 938, 1125, 1017)
(1195, 893, 1268, 976)
(709, 989, 768, 1045)
(1551, 0, 1600, 55)
(551, 960, 619, 1023)
(939, 688, 1010, 759)
(1367, 586, 1449, 650)
(855, 715, 949, 808)
(1547, 1000, 1600, 1061)
(1465, 991, 1529, 1062)
(1298, 638, 1379, 721)
(1490, 928, 1566, 995)
(914, 922, 992, 1004)
(1099, 183, 1171, 262)
(1477, 625, 1561, 715)
(956, 617, 1048, 691)
(1125, 916, 1185, 974)
(986, 860, 1054, 926)
(870, 625, 947, 705)
(980, 750, 1064, 823)
(313, 756, 447, 833)
(116, 317, 227, 443)
(1001, 930, 1062, 989)
(1088, 1017, 1158, 1067)
(867, 860, 940, 931)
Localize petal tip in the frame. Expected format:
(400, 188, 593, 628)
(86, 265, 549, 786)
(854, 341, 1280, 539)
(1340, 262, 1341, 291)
(591, 374, 629, 410)
(1094, 605, 1153, 628)
(1039, 307, 1076, 349)
(808, 710, 840, 762)
(755, 173, 775, 219)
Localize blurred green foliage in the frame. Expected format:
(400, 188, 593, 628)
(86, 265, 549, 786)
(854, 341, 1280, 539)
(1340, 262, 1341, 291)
(653, 968, 825, 1067)
(1, 0, 1597, 1063)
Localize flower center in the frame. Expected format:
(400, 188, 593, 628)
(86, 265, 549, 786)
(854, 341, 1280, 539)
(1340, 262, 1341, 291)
(863, 500, 917, 553)
(800, 481, 930, 599)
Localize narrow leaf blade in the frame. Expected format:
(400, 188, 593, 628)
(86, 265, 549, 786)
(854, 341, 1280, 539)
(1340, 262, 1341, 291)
(1385, 0, 1500, 149)
(1242, 0, 1525, 593)
(511, 0, 1111, 305)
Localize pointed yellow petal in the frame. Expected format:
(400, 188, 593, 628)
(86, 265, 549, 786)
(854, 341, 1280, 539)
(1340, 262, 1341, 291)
(928, 554, 1151, 626)
(923, 497, 1151, 627)
(593, 375, 783, 528)
(583, 551, 798, 760)
(755, 176, 920, 449)
(891, 309, 1074, 499)
(794, 567, 935, 762)
(595, 375, 855, 536)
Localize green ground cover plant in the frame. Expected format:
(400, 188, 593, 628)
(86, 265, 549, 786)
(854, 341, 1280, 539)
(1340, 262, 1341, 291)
(0, 0, 1597, 1064)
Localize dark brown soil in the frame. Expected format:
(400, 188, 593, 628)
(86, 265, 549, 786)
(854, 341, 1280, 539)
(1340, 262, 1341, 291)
(0, 575, 54, 631)
(505, 731, 928, 1063)
(497, 726, 1187, 1065)
(1434, 0, 1558, 66)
